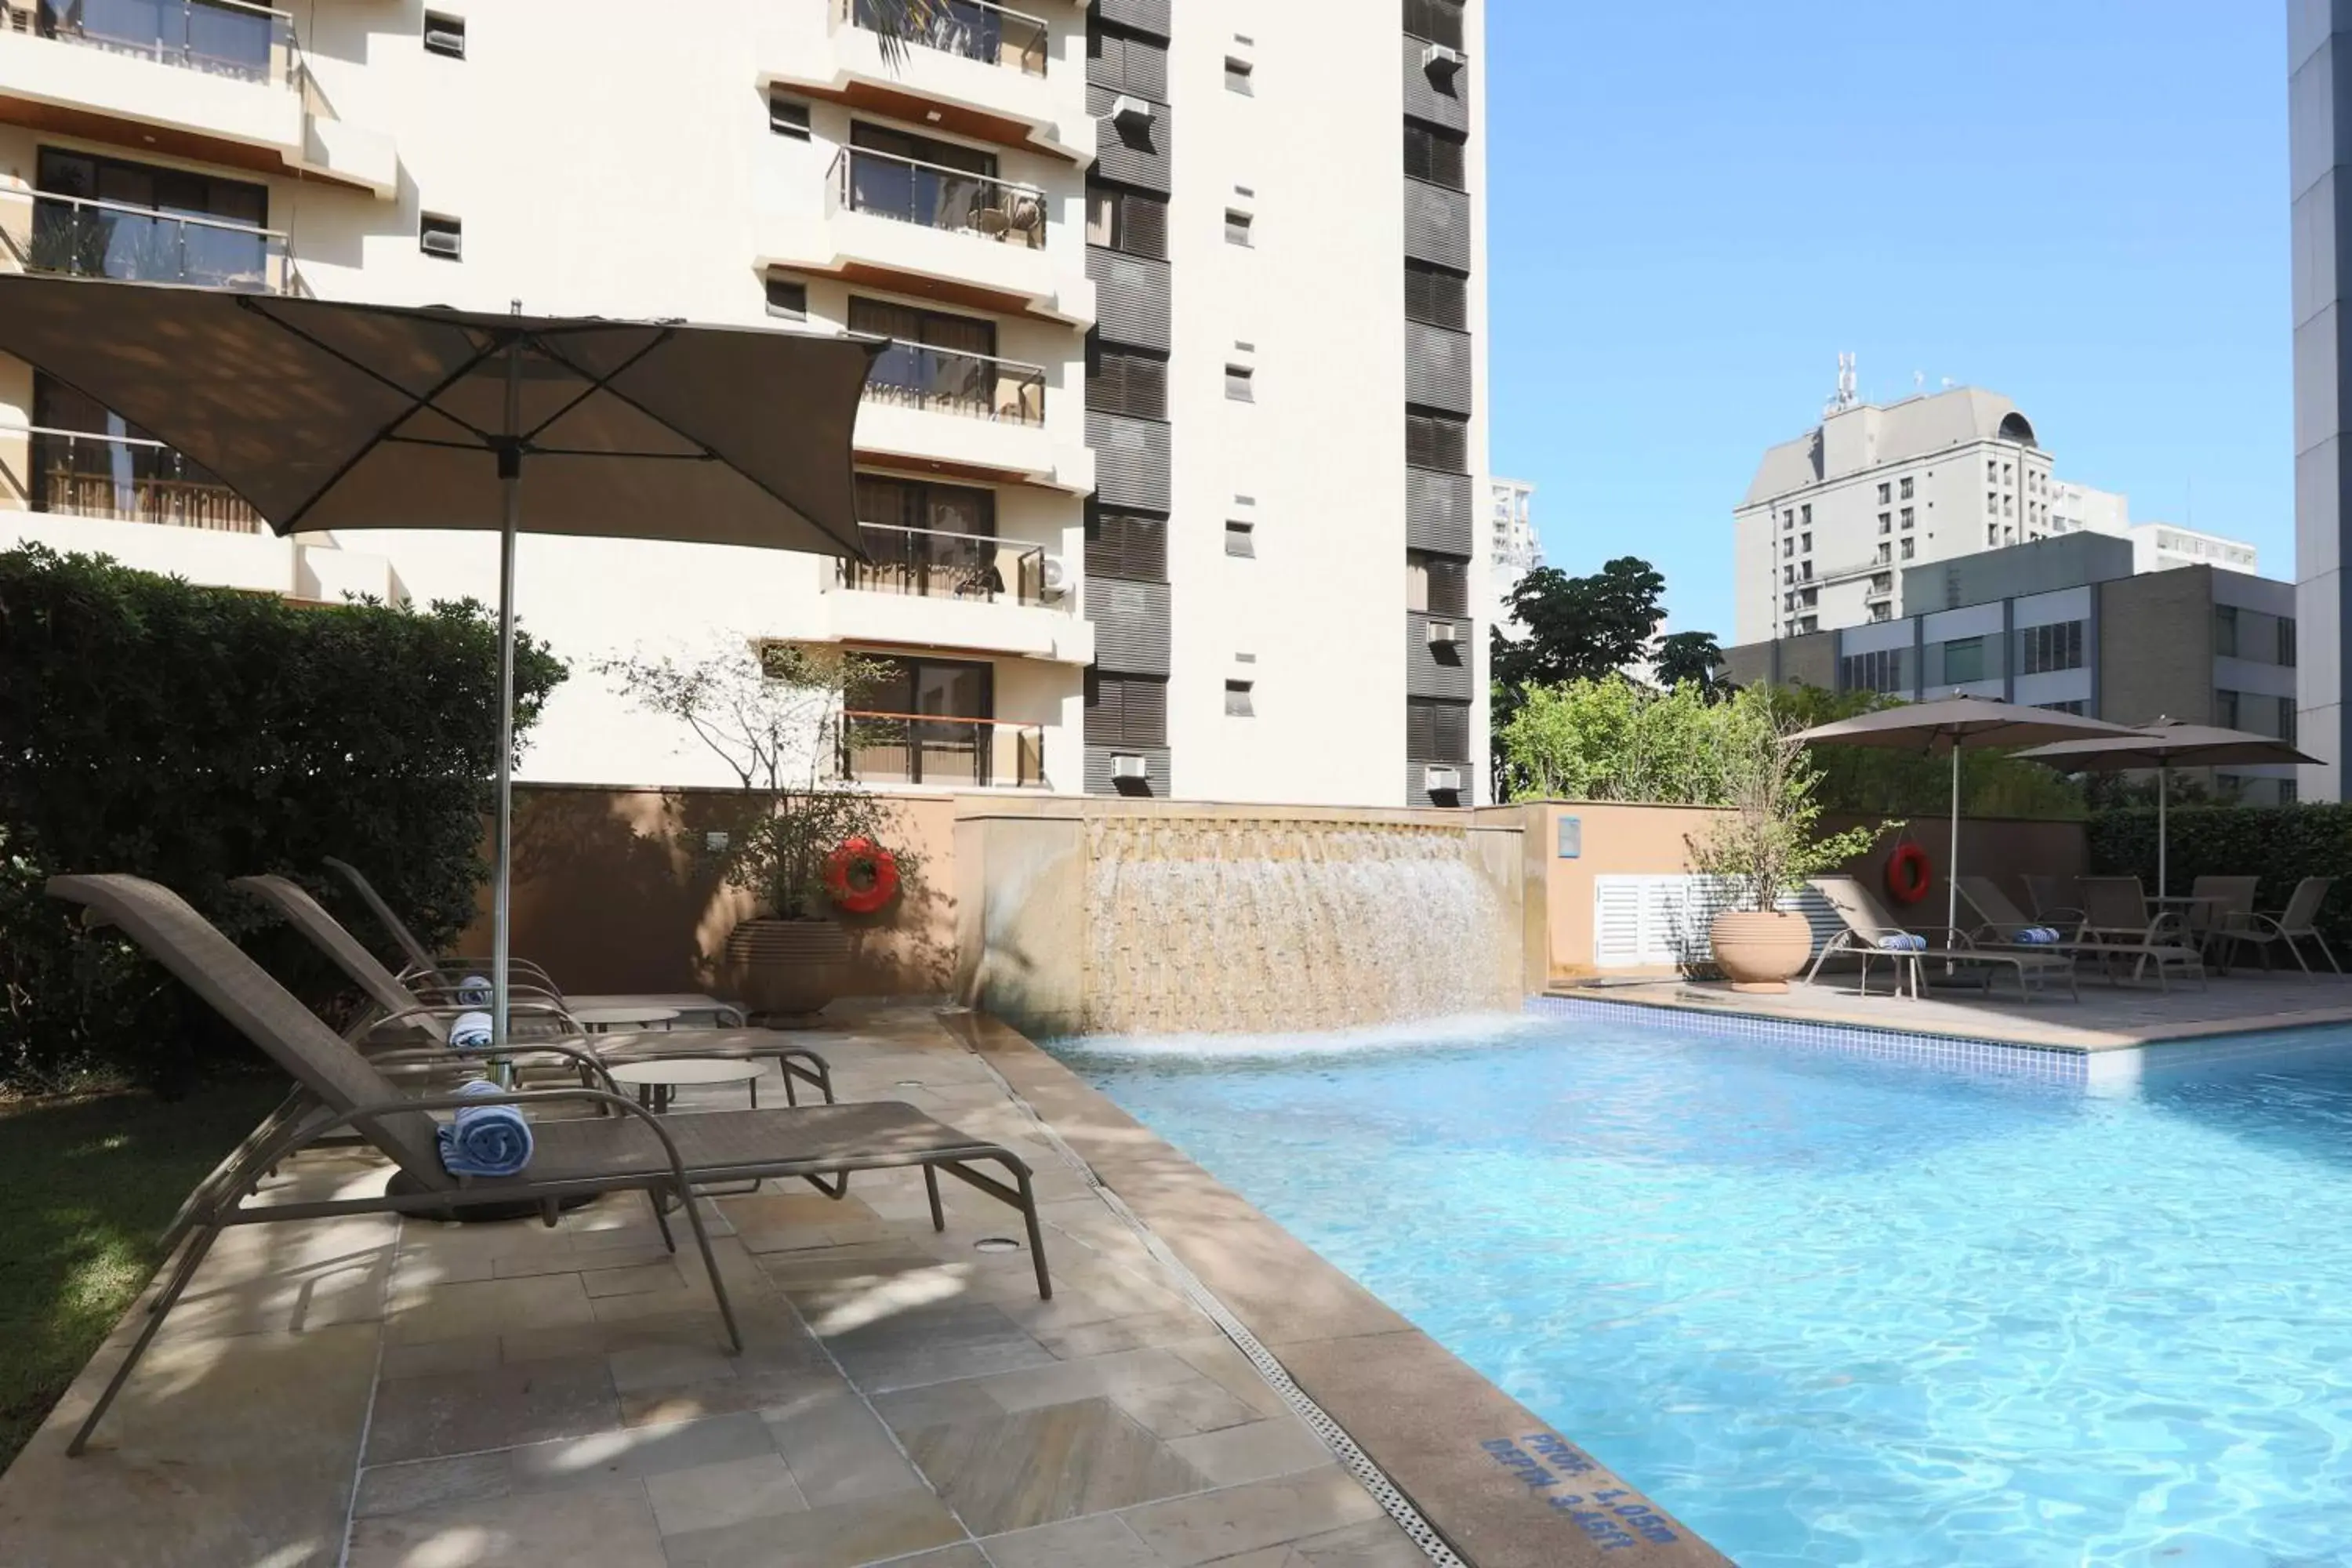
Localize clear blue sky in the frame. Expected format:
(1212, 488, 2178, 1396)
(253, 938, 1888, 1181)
(1486, 0, 2291, 643)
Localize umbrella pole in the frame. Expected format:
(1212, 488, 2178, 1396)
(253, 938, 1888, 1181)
(492, 336, 521, 1066)
(2158, 761, 2169, 895)
(1947, 742, 1961, 973)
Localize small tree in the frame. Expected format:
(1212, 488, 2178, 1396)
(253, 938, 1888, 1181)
(1653, 630, 1728, 701)
(599, 638, 918, 920)
(1689, 691, 1889, 912)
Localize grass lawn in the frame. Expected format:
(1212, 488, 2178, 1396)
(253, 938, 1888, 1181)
(0, 1077, 286, 1472)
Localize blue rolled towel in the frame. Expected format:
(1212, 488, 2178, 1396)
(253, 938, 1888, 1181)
(456, 974, 492, 1007)
(1875, 933, 1927, 952)
(2015, 927, 2062, 945)
(437, 1079, 533, 1178)
(448, 1010, 493, 1051)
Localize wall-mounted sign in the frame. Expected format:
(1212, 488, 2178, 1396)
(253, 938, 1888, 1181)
(1558, 816, 1581, 858)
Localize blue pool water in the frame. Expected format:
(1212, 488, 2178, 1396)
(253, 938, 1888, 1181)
(1051, 1012, 2352, 1567)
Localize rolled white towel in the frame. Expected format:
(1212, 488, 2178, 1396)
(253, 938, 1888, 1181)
(1875, 933, 1927, 953)
(456, 974, 492, 1007)
(448, 1010, 494, 1050)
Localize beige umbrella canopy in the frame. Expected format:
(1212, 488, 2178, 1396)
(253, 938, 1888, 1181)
(0, 271, 884, 1049)
(2014, 719, 2320, 891)
(1788, 698, 2143, 945)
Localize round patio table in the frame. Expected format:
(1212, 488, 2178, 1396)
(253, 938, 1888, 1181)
(608, 1055, 764, 1113)
(569, 1005, 681, 1034)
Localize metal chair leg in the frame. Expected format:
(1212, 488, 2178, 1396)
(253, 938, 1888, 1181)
(924, 1165, 946, 1232)
(645, 1189, 677, 1253)
(674, 1181, 742, 1353)
(72, 1221, 222, 1457)
(1011, 1161, 1052, 1301)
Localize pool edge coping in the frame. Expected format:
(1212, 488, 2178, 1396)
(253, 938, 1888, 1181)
(950, 1009, 1734, 1568)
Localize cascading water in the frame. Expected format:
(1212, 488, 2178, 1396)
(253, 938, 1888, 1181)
(1080, 816, 1516, 1035)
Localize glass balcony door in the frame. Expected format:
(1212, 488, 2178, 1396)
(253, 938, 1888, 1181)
(34, 0, 278, 79)
(34, 149, 272, 289)
(27, 374, 259, 531)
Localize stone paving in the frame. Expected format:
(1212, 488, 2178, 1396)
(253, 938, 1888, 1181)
(0, 1003, 1431, 1568)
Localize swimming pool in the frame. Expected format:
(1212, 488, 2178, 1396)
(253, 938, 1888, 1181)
(1051, 1008, 2352, 1567)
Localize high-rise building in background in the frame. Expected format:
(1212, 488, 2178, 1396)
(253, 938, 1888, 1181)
(1488, 476, 1538, 637)
(1734, 365, 2260, 647)
(2292, 0, 2352, 800)
(0, 0, 1490, 807)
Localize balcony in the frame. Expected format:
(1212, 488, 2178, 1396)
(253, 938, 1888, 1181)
(760, 147, 1092, 325)
(11, 424, 260, 532)
(2, 187, 297, 292)
(853, 341, 1090, 490)
(759, 0, 1087, 164)
(818, 521, 1093, 664)
(840, 710, 1047, 789)
(0, 0, 395, 195)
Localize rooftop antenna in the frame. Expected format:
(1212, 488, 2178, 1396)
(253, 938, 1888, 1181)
(1824, 352, 1859, 418)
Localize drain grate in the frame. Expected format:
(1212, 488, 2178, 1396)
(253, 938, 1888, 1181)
(962, 1047, 1467, 1568)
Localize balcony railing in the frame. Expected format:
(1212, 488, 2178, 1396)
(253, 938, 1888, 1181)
(838, 521, 1047, 604)
(4, 0, 294, 84)
(844, 0, 1047, 77)
(832, 146, 1047, 250)
(864, 342, 1045, 426)
(840, 710, 1046, 789)
(9, 191, 296, 292)
(6, 424, 262, 532)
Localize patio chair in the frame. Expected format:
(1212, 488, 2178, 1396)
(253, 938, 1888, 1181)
(1806, 875, 2077, 1002)
(2072, 877, 2209, 991)
(321, 856, 746, 1025)
(2023, 873, 2084, 927)
(45, 872, 1051, 1457)
(234, 874, 833, 1105)
(2186, 875, 2259, 964)
(2223, 876, 2342, 975)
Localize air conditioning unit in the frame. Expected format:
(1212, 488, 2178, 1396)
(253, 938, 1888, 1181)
(1111, 753, 1151, 782)
(1108, 94, 1153, 131)
(1039, 554, 1071, 599)
(1425, 619, 1463, 647)
(419, 227, 462, 260)
(1421, 42, 1465, 80)
(1424, 765, 1463, 794)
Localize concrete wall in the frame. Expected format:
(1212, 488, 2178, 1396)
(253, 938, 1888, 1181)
(2100, 566, 2216, 725)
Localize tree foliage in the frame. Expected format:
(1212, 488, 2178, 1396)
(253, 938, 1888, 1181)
(0, 546, 566, 1091)
(1652, 631, 1728, 701)
(1491, 558, 1668, 695)
(1686, 696, 1889, 912)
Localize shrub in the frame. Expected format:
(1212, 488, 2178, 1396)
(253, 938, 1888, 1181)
(0, 546, 564, 1092)
(2087, 804, 2352, 951)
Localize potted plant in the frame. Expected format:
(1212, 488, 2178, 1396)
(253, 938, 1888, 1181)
(601, 637, 914, 1021)
(1690, 695, 1888, 992)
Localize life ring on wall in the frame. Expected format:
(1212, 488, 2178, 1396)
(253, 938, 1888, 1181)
(824, 837, 901, 915)
(1885, 842, 1933, 906)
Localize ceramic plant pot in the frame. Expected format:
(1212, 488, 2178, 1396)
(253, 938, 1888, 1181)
(722, 916, 850, 1022)
(1708, 909, 1813, 993)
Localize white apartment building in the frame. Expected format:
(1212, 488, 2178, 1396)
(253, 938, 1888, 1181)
(2048, 485, 2259, 575)
(0, 0, 1490, 808)
(1488, 474, 1537, 636)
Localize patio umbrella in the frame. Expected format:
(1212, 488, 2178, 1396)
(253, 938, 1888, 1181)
(0, 270, 882, 1051)
(1787, 698, 2141, 948)
(2013, 719, 2320, 892)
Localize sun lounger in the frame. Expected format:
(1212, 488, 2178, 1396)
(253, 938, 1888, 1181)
(234, 874, 833, 1105)
(1807, 875, 2077, 1002)
(2071, 877, 2209, 991)
(2023, 873, 2084, 927)
(322, 856, 746, 1025)
(2220, 876, 2342, 975)
(45, 872, 1051, 1457)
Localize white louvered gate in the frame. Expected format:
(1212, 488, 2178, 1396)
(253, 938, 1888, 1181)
(1592, 876, 1838, 971)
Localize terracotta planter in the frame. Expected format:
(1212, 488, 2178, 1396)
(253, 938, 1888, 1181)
(722, 916, 850, 1022)
(1709, 909, 1813, 993)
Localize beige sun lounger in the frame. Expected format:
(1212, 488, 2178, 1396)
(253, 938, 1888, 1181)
(322, 856, 746, 1025)
(46, 872, 1051, 1457)
(234, 874, 833, 1105)
(1807, 875, 2077, 1002)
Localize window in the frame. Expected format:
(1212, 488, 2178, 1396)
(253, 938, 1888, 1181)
(1225, 680, 1255, 717)
(768, 92, 811, 140)
(1087, 673, 1167, 748)
(2003, 495, 2013, 517)
(1225, 364, 1254, 401)
(1801, 504, 1812, 524)
(2002, 463, 2013, 485)
(1800, 561, 1813, 582)
(1802, 587, 1817, 607)
(34, 149, 269, 286)
(1878, 513, 1891, 535)
(856, 474, 996, 543)
(1987, 459, 1998, 481)
(1939, 635, 1988, 684)
(1900, 507, 1915, 528)
(1874, 543, 1890, 564)
(1406, 696, 1471, 759)
(1406, 408, 1468, 472)
(1782, 539, 1794, 560)
(1403, 120, 1468, 190)
(1225, 56, 1254, 93)
(419, 213, 462, 260)
(1987, 527, 1999, 545)
(423, 12, 464, 57)
(1870, 604, 1891, 622)
(1783, 564, 1795, 584)
(845, 656, 996, 785)
(1840, 648, 1909, 695)
(1987, 491, 1998, 514)
(1225, 209, 1254, 246)
(763, 275, 808, 321)
(1088, 339, 1168, 420)
(1800, 532, 1812, 552)
(1900, 477, 1915, 499)
(1405, 261, 1468, 329)
(1086, 184, 1168, 258)
(1870, 573, 1892, 593)
(2016, 619, 2085, 675)
(1900, 538, 1915, 560)
(2282, 617, 2299, 667)
(1401, 0, 1466, 50)
(1225, 521, 1255, 557)
(2036, 700, 2087, 716)
(2215, 604, 2238, 659)
(1406, 551, 1469, 616)
(1782, 510, 1794, 530)
(1876, 482, 1891, 504)
(1085, 506, 1167, 583)
(1086, 24, 1168, 99)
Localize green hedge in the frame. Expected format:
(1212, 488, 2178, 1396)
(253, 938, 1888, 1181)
(2086, 804, 2352, 952)
(0, 546, 564, 1092)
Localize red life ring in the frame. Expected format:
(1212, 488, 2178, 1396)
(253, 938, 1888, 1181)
(824, 837, 901, 915)
(1885, 842, 1933, 906)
